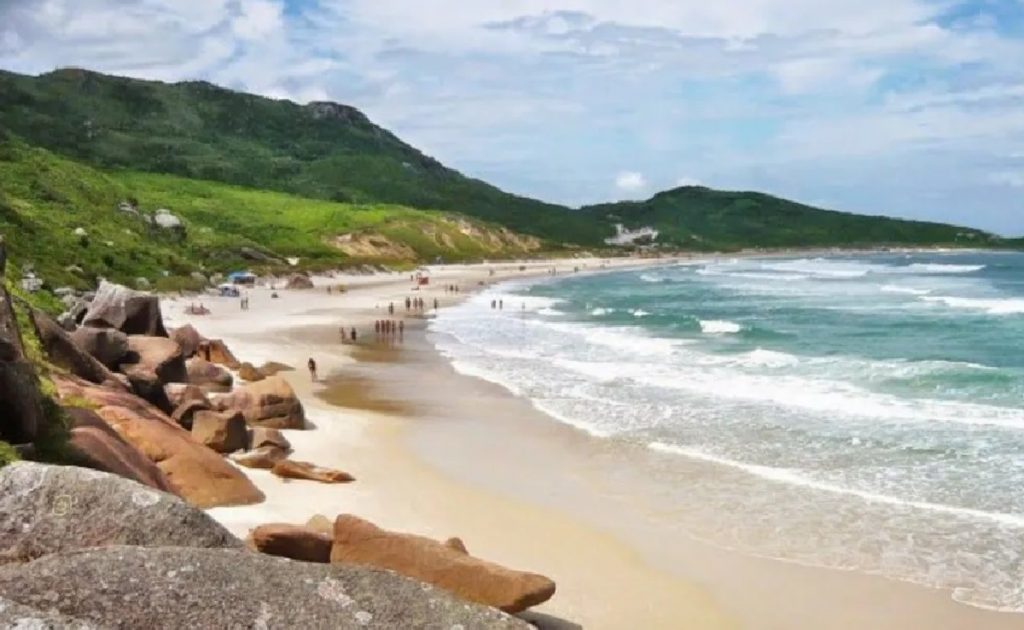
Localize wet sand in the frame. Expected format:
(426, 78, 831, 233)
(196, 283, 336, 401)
(165, 258, 1024, 630)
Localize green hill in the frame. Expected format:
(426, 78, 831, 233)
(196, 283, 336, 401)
(583, 186, 996, 250)
(0, 68, 607, 246)
(0, 67, 1009, 257)
(0, 138, 544, 292)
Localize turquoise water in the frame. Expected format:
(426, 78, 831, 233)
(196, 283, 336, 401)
(431, 252, 1024, 612)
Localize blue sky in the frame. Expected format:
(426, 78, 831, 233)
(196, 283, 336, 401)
(1, 0, 1023, 233)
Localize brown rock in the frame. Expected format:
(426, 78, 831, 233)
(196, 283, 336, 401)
(196, 338, 240, 369)
(29, 310, 128, 391)
(81, 280, 168, 337)
(259, 361, 293, 376)
(238, 361, 265, 382)
(165, 383, 210, 410)
(445, 537, 469, 555)
(54, 375, 264, 508)
(271, 459, 354, 484)
(191, 410, 247, 454)
(119, 336, 187, 411)
(330, 515, 556, 613)
(248, 524, 332, 563)
(306, 514, 333, 536)
(186, 357, 234, 392)
(170, 399, 209, 430)
(214, 375, 304, 429)
(229, 446, 287, 470)
(64, 407, 174, 493)
(69, 326, 129, 369)
(249, 427, 291, 451)
(170, 324, 204, 358)
(285, 273, 314, 290)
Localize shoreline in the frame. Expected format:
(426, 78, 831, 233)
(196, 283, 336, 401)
(166, 255, 1022, 629)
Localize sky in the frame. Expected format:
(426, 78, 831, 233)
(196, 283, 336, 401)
(1, 0, 1023, 234)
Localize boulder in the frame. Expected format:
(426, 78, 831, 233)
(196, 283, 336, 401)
(29, 310, 127, 391)
(170, 399, 210, 430)
(120, 336, 187, 410)
(250, 427, 291, 451)
(248, 523, 332, 563)
(445, 537, 470, 555)
(229, 445, 287, 470)
(169, 324, 203, 358)
(0, 597, 102, 629)
(191, 410, 247, 454)
(196, 338, 240, 369)
(0, 463, 242, 564)
(164, 383, 210, 410)
(259, 360, 294, 376)
(214, 375, 304, 429)
(186, 356, 233, 392)
(238, 361, 265, 382)
(65, 407, 174, 493)
(306, 514, 334, 535)
(272, 459, 354, 484)
(0, 283, 46, 444)
(331, 515, 557, 614)
(286, 273, 315, 290)
(81, 280, 168, 337)
(0, 546, 530, 629)
(70, 325, 129, 368)
(54, 376, 264, 508)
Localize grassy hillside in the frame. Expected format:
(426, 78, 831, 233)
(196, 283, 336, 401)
(583, 187, 997, 250)
(0, 138, 544, 292)
(0, 68, 608, 246)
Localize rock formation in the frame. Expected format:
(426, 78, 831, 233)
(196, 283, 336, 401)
(82, 280, 168, 337)
(272, 459, 354, 484)
(248, 523, 333, 563)
(331, 515, 556, 614)
(213, 375, 305, 429)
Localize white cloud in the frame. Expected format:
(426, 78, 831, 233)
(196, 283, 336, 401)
(615, 171, 647, 191)
(232, 0, 284, 40)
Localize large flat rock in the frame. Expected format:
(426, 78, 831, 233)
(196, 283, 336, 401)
(0, 546, 531, 629)
(0, 462, 242, 564)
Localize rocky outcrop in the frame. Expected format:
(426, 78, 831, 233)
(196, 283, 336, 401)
(70, 326, 129, 368)
(191, 410, 247, 454)
(286, 273, 315, 289)
(229, 446, 287, 470)
(0, 278, 46, 444)
(170, 324, 203, 358)
(82, 280, 168, 337)
(165, 383, 210, 410)
(250, 427, 291, 452)
(170, 399, 209, 430)
(186, 357, 233, 392)
(29, 310, 127, 390)
(65, 407, 173, 493)
(120, 335, 187, 410)
(0, 546, 529, 629)
(238, 361, 265, 382)
(0, 463, 242, 564)
(196, 338, 240, 369)
(331, 515, 556, 614)
(214, 375, 304, 429)
(272, 459, 354, 484)
(54, 376, 264, 508)
(0, 597, 102, 629)
(248, 523, 332, 563)
(259, 361, 294, 376)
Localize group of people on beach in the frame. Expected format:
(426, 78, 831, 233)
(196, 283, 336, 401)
(374, 319, 404, 340)
(338, 326, 358, 343)
(405, 296, 429, 311)
(444, 284, 461, 294)
(239, 295, 251, 310)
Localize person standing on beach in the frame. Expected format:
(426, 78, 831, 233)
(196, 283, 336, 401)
(389, 302, 395, 315)
(399, 320, 405, 338)
(499, 299, 504, 310)
(307, 358, 318, 382)
(433, 298, 439, 310)
(350, 327, 357, 342)
(405, 296, 411, 311)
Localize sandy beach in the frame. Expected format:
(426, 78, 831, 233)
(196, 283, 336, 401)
(164, 257, 1024, 630)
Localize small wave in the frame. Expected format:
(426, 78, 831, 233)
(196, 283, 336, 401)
(737, 348, 800, 368)
(700, 319, 742, 334)
(639, 273, 665, 283)
(648, 443, 1024, 527)
(590, 307, 615, 316)
(920, 295, 1024, 315)
(881, 285, 931, 296)
(632, 309, 651, 318)
(907, 263, 986, 274)
(537, 308, 563, 316)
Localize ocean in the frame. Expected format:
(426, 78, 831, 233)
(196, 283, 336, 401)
(429, 252, 1024, 612)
